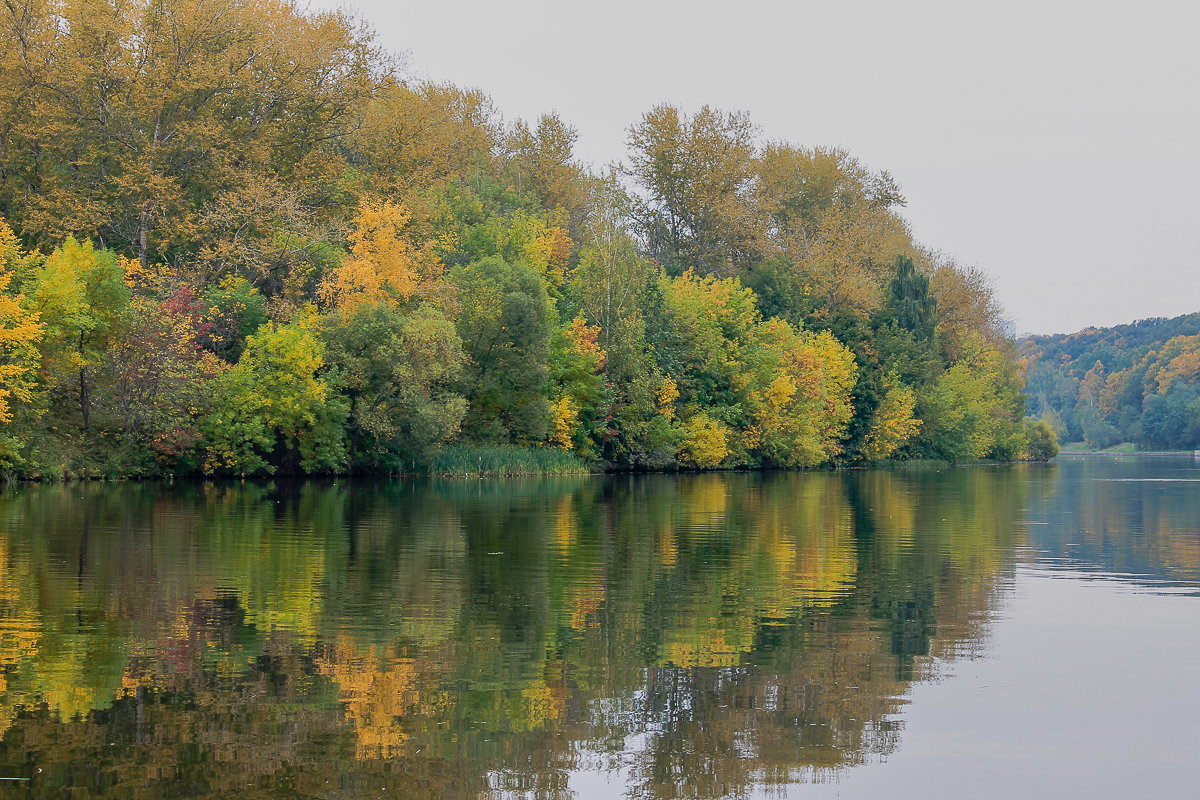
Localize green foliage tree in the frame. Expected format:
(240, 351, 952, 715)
(201, 318, 346, 475)
(886, 255, 937, 344)
(567, 175, 681, 466)
(914, 339, 1027, 462)
(1024, 419, 1060, 460)
(321, 301, 467, 470)
(1140, 381, 1200, 450)
(202, 276, 270, 362)
(451, 255, 553, 444)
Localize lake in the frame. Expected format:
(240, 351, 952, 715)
(0, 456, 1197, 798)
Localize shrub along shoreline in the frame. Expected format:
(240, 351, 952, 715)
(8, 447, 1066, 483)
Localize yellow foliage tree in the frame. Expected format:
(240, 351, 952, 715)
(657, 376, 680, 420)
(744, 322, 859, 467)
(862, 375, 921, 460)
(548, 316, 605, 452)
(550, 396, 579, 448)
(319, 200, 443, 310)
(495, 211, 573, 289)
(1154, 337, 1200, 393)
(678, 412, 731, 468)
(0, 224, 42, 425)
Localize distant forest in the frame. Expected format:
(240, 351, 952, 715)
(1020, 313, 1200, 450)
(0, 0, 1051, 478)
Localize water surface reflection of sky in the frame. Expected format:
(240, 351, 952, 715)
(784, 568, 1200, 799)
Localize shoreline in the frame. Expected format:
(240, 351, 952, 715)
(2, 457, 1061, 484)
(1056, 450, 1197, 457)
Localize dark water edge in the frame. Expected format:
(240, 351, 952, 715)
(8, 440, 1061, 483)
(0, 458, 1197, 798)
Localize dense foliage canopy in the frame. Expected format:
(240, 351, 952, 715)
(1021, 314, 1200, 451)
(0, 0, 1043, 477)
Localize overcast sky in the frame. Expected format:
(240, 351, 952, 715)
(311, 0, 1199, 336)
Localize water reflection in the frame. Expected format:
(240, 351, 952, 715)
(0, 462, 1190, 797)
(1022, 456, 1200, 590)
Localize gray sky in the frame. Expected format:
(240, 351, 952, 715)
(312, 0, 1199, 336)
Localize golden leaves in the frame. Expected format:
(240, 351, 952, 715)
(550, 396, 579, 449)
(0, 220, 43, 424)
(862, 379, 921, 461)
(678, 413, 731, 468)
(320, 200, 443, 311)
(657, 376, 680, 419)
(314, 641, 428, 760)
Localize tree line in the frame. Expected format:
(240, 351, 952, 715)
(1021, 313, 1200, 450)
(0, 0, 1050, 477)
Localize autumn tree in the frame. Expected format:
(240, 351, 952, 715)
(548, 317, 606, 454)
(658, 270, 858, 468)
(0, 7, 1039, 474)
(503, 113, 590, 238)
(0, 220, 43, 462)
(319, 200, 443, 311)
(348, 81, 499, 208)
(106, 284, 224, 466)
(27, 237, 130, 430)
(0, 0, 382, 277)
(626, 104, 761, 276)
(860, 374, 921, 460)
(747, 145, 910, 327)
(742, 320, 858, 467)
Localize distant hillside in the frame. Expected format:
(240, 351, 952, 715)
(1018, 312, 1200, 449)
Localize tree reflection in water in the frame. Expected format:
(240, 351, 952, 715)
(0, 468, 1032, 798)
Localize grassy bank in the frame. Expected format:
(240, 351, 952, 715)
(427, 445, 594, 477)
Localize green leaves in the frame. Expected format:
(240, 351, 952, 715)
(321, 301, 467, 470)
(27, 237, 131, 431)
(886, 255, 937, 343)
(201, 319, 347, 475)
(452, 255, 553, 444)
(31, 238, 130, 358)
(913, 338, 1027, 462)
(657, 271, 859, 468)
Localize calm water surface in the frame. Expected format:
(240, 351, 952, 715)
(0, 457, 1197, 798)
